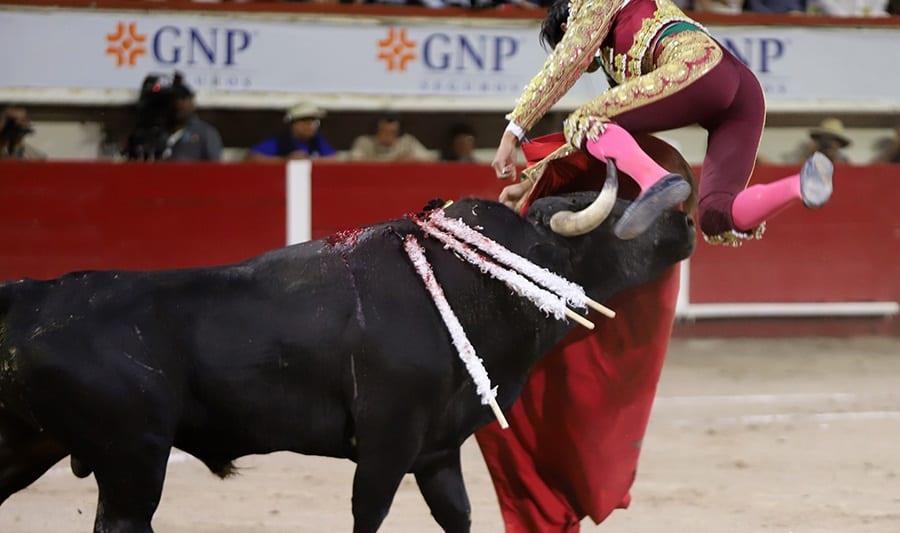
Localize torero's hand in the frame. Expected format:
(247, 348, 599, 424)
(499, 180, 533, 210)
(491, 132, 520, 180)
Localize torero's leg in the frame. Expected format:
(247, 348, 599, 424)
(730, 153, 833, 233)
(697, 63, 833, 244)
(564, 31, 730, 239)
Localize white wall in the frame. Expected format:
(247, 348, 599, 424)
(28, 121, 104, 160)
(26, 120, 897, 166)
(657, 126, 895, 166)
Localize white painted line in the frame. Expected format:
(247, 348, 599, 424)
(286, 160, 312, 246)
(669, 410, 900, 428)
(675, 259, 690, 317)
(656, 392, 900, 407)
(678, 301, 899, 319)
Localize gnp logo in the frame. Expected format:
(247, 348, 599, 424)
(106, 22, 146, 67)
(105, 21, 252, 69)
(722, 37, 786, 74)
(377, 28, 417, 72)
(377, 27, 519, 75)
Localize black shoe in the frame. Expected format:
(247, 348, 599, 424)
(800, 152, 833, 208)
(614, 174, 692, 240)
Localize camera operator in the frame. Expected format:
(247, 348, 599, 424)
(123, 73, 222, 162)
(163, 82, 223, 162)
(0, 106, 45, 160)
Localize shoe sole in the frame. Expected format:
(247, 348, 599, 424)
(800, 152, 833, 208)
(614, 176, 692, 240)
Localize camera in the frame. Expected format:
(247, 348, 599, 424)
(0, 109, 35, 156)
(123, 72, 192, 161)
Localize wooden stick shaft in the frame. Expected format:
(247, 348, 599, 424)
(564, 308, 595, 330)
(585, 298, 616, 318)
(489, 398, 509, 429)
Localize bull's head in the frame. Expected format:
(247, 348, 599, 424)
(526, 174, 695, 300)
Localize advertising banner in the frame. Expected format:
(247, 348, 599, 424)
(1, 8, 897, 110)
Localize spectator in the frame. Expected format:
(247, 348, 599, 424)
(804, 118, 851, 164)
(161, 83, 223, 161)
(247, 103, 336, 161)
(441, 123, 477, 162)
(694, 0, 743, 14)
(807, 0, 888, 14)
(349, 115, 434, 162)
(0, 106, 45, 160)
(747, 0, 805, 13)
(873, 125, 900, 164)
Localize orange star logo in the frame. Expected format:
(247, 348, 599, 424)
(106, 22, 147, 68)
(377, 28, 416, 73)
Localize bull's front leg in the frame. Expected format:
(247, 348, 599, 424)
(414, 448, 471, 533)
(350, 411, 427, 533)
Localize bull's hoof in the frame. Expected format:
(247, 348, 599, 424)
(801, 152, 833, 208)
(614, 174, 691, 240)
(70, 456, 92, 478)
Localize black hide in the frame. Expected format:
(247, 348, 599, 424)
(0, 195, 694, 533)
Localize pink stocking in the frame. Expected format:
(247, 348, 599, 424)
(731, 174, 801, 231)
(584, 124, 670, 191)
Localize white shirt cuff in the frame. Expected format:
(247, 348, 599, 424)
(504, 121, 526, 142)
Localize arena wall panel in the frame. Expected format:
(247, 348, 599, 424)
(0, 162, 285, 280)
(0, 161, 896, 330)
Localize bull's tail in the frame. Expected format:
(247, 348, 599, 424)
(0, 282, 11, 354)
(0, 281, 31, 424)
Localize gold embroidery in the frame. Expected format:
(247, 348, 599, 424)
(703, 223, 766, 247)
(507, 0, 619, 133)
(564, 31, 723, 148)
(599, 0, 702, 86)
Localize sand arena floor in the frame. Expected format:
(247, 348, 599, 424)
(2, 337, 898, 533)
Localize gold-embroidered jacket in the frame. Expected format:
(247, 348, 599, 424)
(507, 0, 698, 134)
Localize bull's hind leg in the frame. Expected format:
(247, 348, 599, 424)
(414, 449, 471, 533)
(91, 438, 170, 533)
(0, 414, 67, 506)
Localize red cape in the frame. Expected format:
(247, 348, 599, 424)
(475, 134, 680, 531)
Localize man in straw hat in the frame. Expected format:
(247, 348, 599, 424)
(247, 102, 336, 161)
(806, 118, 851, 164)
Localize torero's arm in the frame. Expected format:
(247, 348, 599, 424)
(506, 0, 619, 138)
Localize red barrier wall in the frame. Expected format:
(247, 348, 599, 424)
(0, 161, 285, 280)
(310, 162, 504, 240)
(1, 161, 897, 311)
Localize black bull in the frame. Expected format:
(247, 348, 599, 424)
(0, 194, 694, 533)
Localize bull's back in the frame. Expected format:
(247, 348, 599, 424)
(0, 247, 362, 460)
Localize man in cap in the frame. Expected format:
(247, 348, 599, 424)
(247, 103, 336, 161)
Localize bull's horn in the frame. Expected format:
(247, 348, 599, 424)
(549, 159, 619, 237)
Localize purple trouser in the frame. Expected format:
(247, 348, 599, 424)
(605, 40, 766, 236)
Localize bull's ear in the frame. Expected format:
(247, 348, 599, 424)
(526, 192, 601, 226)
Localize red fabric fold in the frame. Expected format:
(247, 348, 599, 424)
(475, 135, 680, 531)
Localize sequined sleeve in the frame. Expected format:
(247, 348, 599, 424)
(507, 0, 619, 134)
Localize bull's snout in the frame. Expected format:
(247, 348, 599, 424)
(658, 211, 696, 260)
(679, 214, 697, 257)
